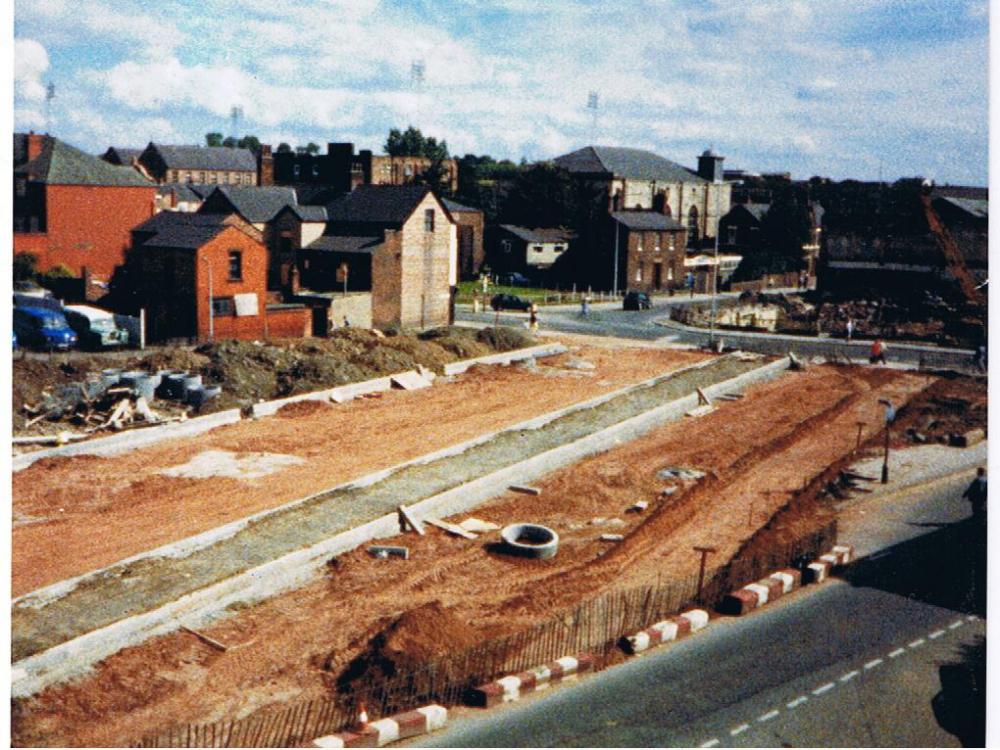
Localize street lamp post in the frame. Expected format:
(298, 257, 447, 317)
(708, 178, 721, 348)
(203, 256, 214, 341)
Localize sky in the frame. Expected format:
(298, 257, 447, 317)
(11, 0, 991, 184)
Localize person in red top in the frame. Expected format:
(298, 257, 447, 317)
(870, 338, 887, 365)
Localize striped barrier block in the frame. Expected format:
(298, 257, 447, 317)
(313, 705, 447, 748)
(804, 560, 831, 584)
(721, 567, 806, 615)
(831, 544, 854, 564)
(469, 654, 594, 707)
(622, 609, 708, 654)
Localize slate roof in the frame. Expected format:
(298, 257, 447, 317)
(306, 235, 383, 254)
(325, 184, 437, 227)
(103, 147, 143, 165)
(132, 212, 252, 250)
(554, 146, 706, 184)
(149, 144, 257, 172)
(14, 133, 155, 187)
(203, 185, 300, 223)
(736, 203, 771, 222)
(611, 211, 685, 231)
(935, 196, 988, 220)
(290, 204, 328, 222)
(157, 183, 204, 203)
(442, 197, 481, 214)
(500, 225, 574, 243)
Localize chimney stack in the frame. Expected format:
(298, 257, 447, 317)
(27, 132, 46, 162)
(257, 144, 274, 186)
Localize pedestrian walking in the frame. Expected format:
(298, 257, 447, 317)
(846, 318, 854, 342)
(528, 302, 539, 333)
(869, 337, 887, 365)
(974, 343, 987, 372)
(581, 296, 590, 318)
(963, 467, 988, 523)
(343, 316, 351, 328)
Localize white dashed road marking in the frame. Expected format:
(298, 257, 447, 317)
(950, 620, 965, 630)
(840, 670, 859, 682)
(864, 658, 883, 670)
(731, 723, 750, 737)
(813, 682, 835, 696)
(787, 696, 808, 709)
(889, 648, 906, 658)
(928, 630, 945, 640)
(700, 739, 720, 748)
(908, 638, 925, 648)
(758, 710, 780, 723)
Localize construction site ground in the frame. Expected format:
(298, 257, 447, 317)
(12, 357, 948, 748)
(12, 345, 705, 598)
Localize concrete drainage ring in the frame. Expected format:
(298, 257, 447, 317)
(500, 523, 559, 559)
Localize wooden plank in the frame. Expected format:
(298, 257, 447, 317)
(695, 387, 712, 406)
(397, 504, 425, 536)
(179, 624, 229, 652)
(509, 484, 541, 495)
(424, 517, 477, 539)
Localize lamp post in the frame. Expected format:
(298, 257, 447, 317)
(878, 399, 895, 483)
(693, 546, 717, 605)
(708, 177, 721, 348)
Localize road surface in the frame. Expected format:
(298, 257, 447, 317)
(415, 456, 986, 747)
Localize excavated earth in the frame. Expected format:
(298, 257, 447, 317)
(12, 362, 932, 747)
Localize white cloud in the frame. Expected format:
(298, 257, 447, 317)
(14, 38, 48, 103)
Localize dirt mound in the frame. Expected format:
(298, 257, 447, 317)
(276, 400, 332, 418)
(333, 601, 480, 691)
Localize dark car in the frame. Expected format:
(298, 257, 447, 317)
(498, 272, 532, 287)
(623, 291, 652, 311)
(491, 293, 532, 311)
(13, 306, 78, 350)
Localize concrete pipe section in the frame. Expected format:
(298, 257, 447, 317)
(500, 523, 559, 559)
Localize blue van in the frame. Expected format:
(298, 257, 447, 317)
(13, 307, 78, 350)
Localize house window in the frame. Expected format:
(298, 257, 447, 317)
(554, 245, 565, 253)
(197, 171, 205, 183)
(533, 245, 544, 253)
(15, 179, 27, 197)
(404, 164, 414, 177)
(501, 239, 512, 254)
(668, 267, 674, 281)
(208, 172, 217, 184)
(636, 265, 643, 282)
(293, 164, 301, 178)
(312, 164, 320, 177)
(669, 235, 675, 251)
(688, 205, 700, 243)
(212, 297, 235, 316)
(727, 225, 738, 245)
(228, 250, 243, 281)
(424, 208, 435, 232)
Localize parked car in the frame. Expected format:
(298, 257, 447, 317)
(13, 306, 77, 350)
(64, 304, 129, 349)
(623, 291, 652, 311)
(491, 293, 532, 311)
(498, 272, 532, 287)
(14, 291, 62, 312)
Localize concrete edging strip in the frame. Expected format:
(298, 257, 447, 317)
(11, 409, 243, 472)
(12, 355, 790, 698)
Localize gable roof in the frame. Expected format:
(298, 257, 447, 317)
(201, 185, 300, 223)
(935, 195, 988, 220)
(102, 147, 143, 165)
(276, 203, 328, 222)
(306, 235, 383, 254)
(611, 211, 685, 231)
(500, 225, 575, 243)
(442, 197, 481, 214)
(325, 184, 441, 227)
(14, 133, 156, 187)
(132, 212, 259, 249)
(730, 203, 770, 222)
(147, 143, 257, 172)
(554, 146, 706, 184)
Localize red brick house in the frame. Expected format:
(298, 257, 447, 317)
(611, 211, 688, 294)
(13, 133, 158, 285)
(442, 198, 485, 279)
(129, 212, 309, 342)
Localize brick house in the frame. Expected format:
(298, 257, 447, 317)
(128, 212, 309, 341)
(719, 203, 770, 254)
(266, 142, 458, 194)
(611, 211, 688, 294)
(13, 132, 157, 286)
(301, 185, 456, 329)
(136, 143, 258, 186)
(442, 198, 485, 279)
(553, 146, 731, 247)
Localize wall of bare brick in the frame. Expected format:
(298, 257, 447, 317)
(13, 184, 157, 282)
(263, 307, 312, 338)
(397, 193, 453, 328)
(194, 228, 269, 340)
(624, 229, 686, 293)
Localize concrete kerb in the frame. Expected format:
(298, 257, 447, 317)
(443, 343, 568, 375)
(13, 355, 725, 612)
(11, 409, 243, 473)
(251, 376, 393, 418)
(11, 355, 790, 698)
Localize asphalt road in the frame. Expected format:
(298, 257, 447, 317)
(415, 465, 986, 747)
(457, 296, 976, 372)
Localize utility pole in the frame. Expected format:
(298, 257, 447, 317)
(612, 218, 620, 297)
(694, 546, 716, 605)
(708, 174, 721, 348)
(203, 257, 215, 340)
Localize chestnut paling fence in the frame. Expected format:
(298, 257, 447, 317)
(134, 521, 836, 748)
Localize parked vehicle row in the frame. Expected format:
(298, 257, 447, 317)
(12, 288, 129, 352)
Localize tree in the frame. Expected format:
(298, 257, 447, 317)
(237, 135, 261, 153)
(13, 252, 38, 283)
(205, 132, 224, 147)
(304, 142, 320, 155)
(276, 142, 293, 153)
(222, 136, 238, 148)
(732, 194, 812, 281)
(384, 126, 449, 159)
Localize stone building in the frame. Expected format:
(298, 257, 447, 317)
(553, 145, 731, 246)
(135, 143, 258, 186)
(442, 198, 485, 279)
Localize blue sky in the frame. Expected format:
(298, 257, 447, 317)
(12, 0, 990, 183)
